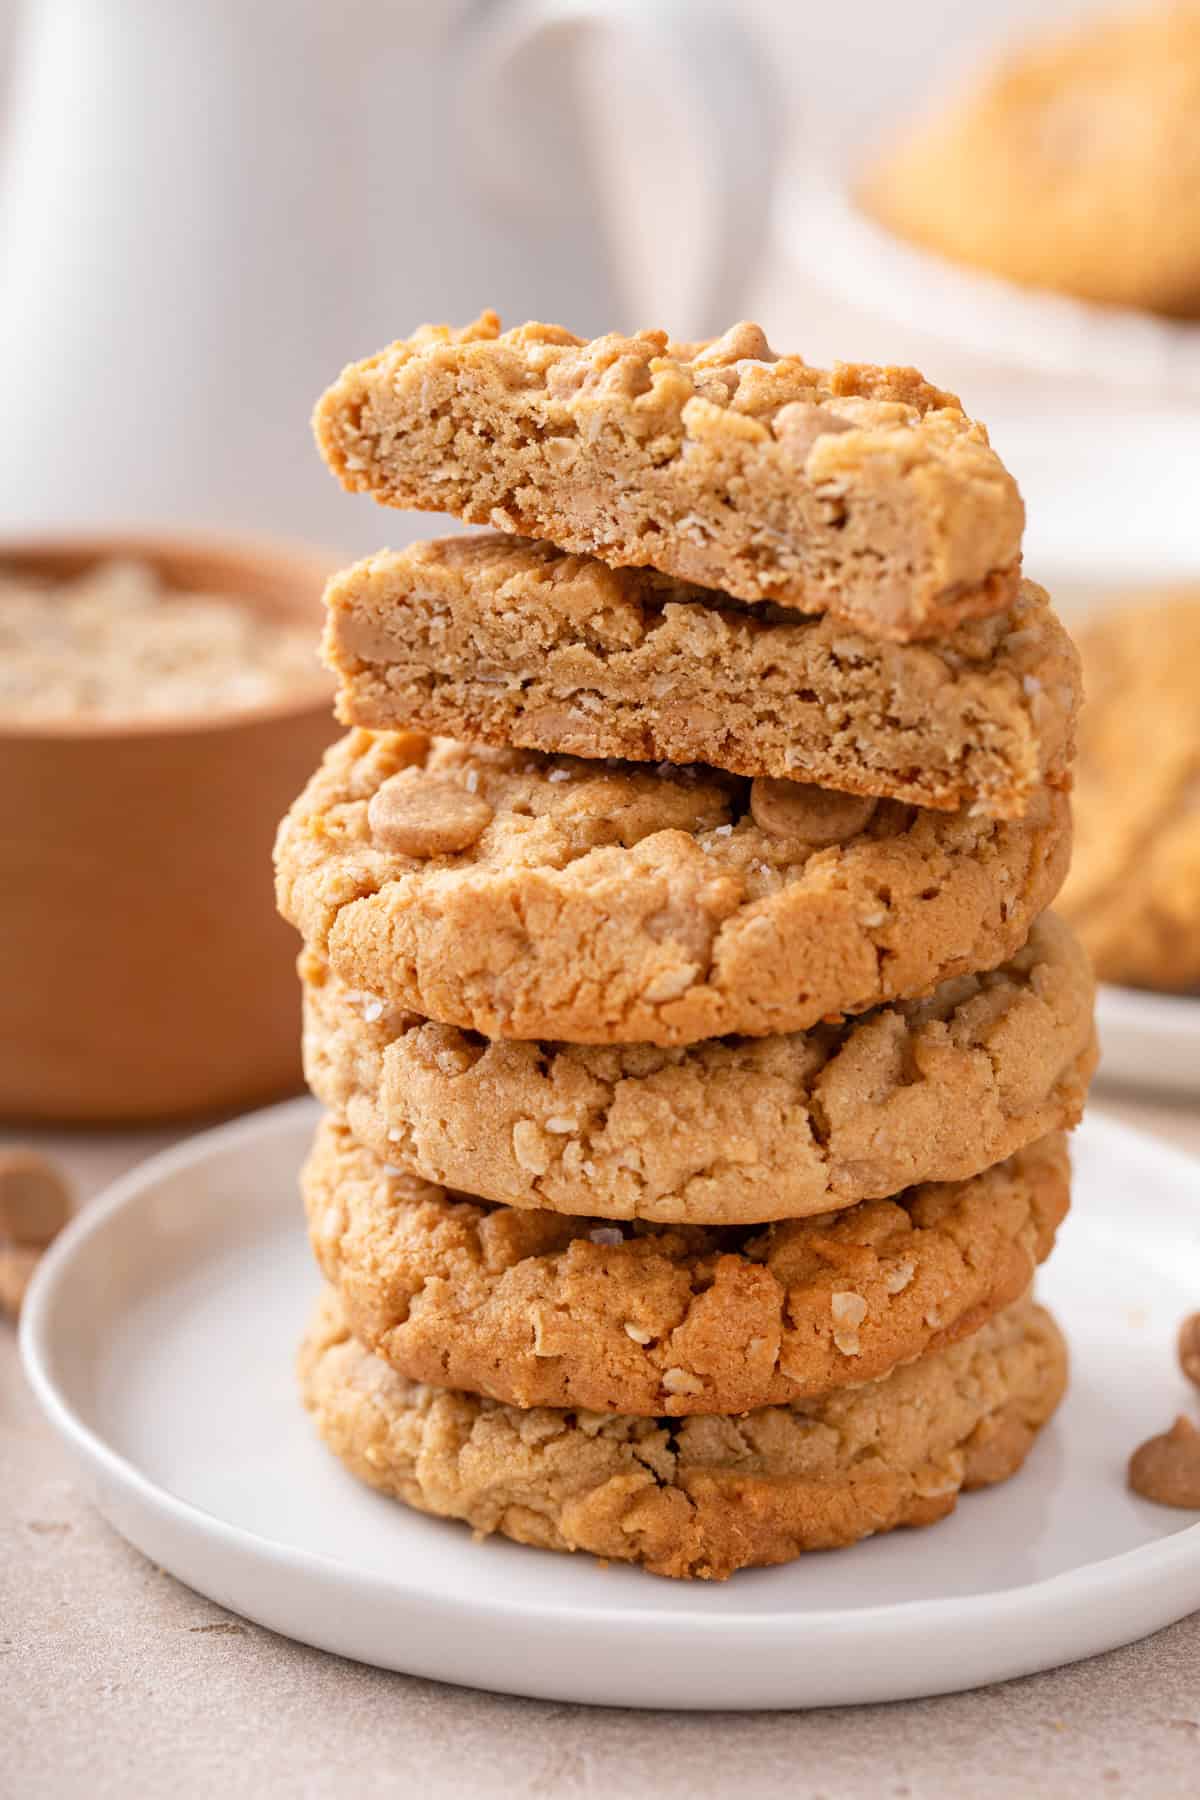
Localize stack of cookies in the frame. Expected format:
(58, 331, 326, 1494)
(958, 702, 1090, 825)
(276, 314, 1097, 1581)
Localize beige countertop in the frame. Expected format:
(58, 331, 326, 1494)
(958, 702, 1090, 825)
(3, 1088, 1199, 1800)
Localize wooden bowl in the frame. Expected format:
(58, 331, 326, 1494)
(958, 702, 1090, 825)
(0, 534, 341, 1122)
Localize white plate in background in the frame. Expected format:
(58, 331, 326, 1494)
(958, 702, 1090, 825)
(20, 1099, 1200, 1710)
(775, 161, 1200, 405)
(1094, 985, 1200, 1097)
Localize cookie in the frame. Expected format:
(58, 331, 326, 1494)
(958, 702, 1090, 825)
(275, 731, 1072, 1046)
(1058, 591, 1200, 992)
(863, 2, 1200, 317)
(305, 1116, 1069, 1416)
(313, 314, 1024, 642)
(298, 1288, 1067, 1580)
(323, 537, 1078, 818)
(300, 912, 1095, 1224)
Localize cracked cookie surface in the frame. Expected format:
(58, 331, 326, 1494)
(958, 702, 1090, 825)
(313, 314, 1024, 642)
(305, 1118, 1069, 1416)
(301, 912, 1095, 1223)
(1058, 591, 1200, 992)
(275, 730, 1072, 1045)
(323, 537, 1078, 818)
(298, 1288, 1067, 1580)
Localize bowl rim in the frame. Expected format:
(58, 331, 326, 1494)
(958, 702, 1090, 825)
(0, 528, 343, 742)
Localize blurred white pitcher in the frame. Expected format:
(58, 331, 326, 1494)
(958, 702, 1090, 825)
(0, 0, 775, 549)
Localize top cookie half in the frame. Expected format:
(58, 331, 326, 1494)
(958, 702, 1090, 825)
(313, 314, 1025, 643)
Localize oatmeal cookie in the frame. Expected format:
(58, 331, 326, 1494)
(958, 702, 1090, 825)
(313, 314, 1024, 642)
(300, 913, 1095, 1223)
(275, 731, 1072, 1045)
(305, 1117, 1069, 1415)
(863, 1, 1200, 317)
(298, 1288, 1067, 1580)
(323, 537, 1077, 818)
(1058, 590, 1200, 991)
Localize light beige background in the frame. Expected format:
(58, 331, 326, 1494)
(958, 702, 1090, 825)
(3, 1089, 1198, 1800)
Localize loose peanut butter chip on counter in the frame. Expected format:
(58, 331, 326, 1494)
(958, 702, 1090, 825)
(0, 1246, 41, 1320)
(1179, 1313, 1200, 1389)
(0, 1147, 71, 1247)
(1128, 1415, 1200, 1510)
(367, 772, 494, 857)
(749, 778, 878, 847)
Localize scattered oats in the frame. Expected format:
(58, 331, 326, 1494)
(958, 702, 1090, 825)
(624, 1322, 653, 1344)
(547, 768, 571, 783)
(885, 1259, 915, 1294)
(544, 1115, 578, 1133)
(361, 998, 384, 1023)
(713, 823, 734, 837)
(863, 910, 887, 928)
(662, 1368, 704, 1396)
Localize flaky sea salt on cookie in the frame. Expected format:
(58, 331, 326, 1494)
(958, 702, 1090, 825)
(323, 538, 1078, 819)
(298, 1288, 1068, 1580)
(300, 913, 1095, 1224)
(274, 731, 1072, 1046)
(313, 314, 1024, 643)
(305, 1117, 1070, 1416)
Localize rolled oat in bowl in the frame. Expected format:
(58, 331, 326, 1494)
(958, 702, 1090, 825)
(0, 558, 327, 723)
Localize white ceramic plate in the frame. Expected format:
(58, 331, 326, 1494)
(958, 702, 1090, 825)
(775, 161, 1200, 402)
(1095, 984, 1200, 1097)
(20, 1099, 1200, 1711)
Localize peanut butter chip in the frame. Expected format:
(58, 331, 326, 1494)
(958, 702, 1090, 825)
(1128, 1415, 1200, 1509)
(368, 772, 493, 857)
(749, 778, 878, 847)
(1179, 1313, 1200, 1389)
(0, 1245, 40, 1320)
(773, 401, 855, 459)
(0, 1148, 71, 1247)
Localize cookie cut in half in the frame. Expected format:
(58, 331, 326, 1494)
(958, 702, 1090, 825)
(298, 1289, 1067, 1580)
(305, 1118, 1070, 1416)
(275, 731, 1072, 1046)
(313, 314, 1024, 642)
(301, 912, 1095, 1224)
(323, 538, 1079, 819)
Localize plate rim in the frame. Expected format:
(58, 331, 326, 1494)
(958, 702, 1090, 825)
(19, 1098, 1200, 1652)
